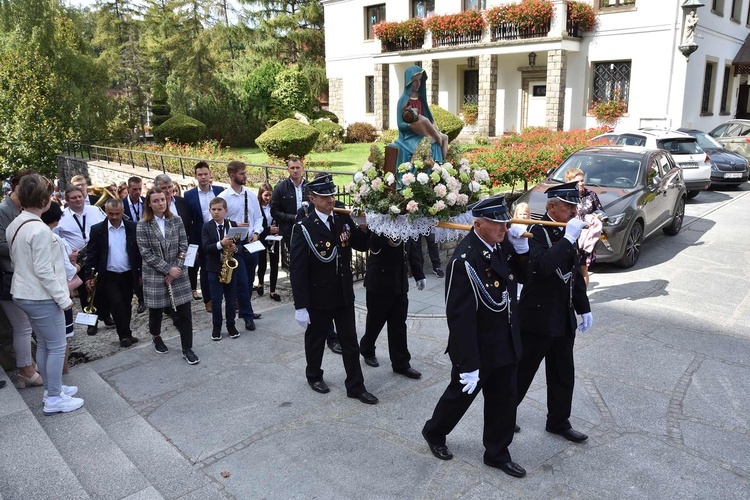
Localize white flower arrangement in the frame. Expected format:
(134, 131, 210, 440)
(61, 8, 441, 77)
(349, 157, 490, 222)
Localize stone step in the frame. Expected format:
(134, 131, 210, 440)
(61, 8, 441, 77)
(0, 369, 88, 499)
(59, 363, 224, 499)
(18, 365, 158, 500)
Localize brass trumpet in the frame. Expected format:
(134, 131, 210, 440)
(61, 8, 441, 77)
(84, 271, 98, 314)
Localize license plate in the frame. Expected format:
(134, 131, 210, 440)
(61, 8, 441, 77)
(679, 162, 698, 168)
(725, 172, 743, 178)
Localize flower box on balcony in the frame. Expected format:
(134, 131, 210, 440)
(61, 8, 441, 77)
(567, 1, 597, 37)
(426, 10, 485, 48)
(374, 18, 426, 53)
(486, 0, 554, 41)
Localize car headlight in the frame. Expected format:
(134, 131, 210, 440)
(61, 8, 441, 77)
(603, 212, 626, 226)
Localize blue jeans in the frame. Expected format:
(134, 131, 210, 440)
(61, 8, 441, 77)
(207, 271, 237, 327)
(14, 299, 66, 397)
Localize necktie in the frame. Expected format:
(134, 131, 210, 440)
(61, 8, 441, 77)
(218, 223, 225, 240)
(327, 215, 333, 231)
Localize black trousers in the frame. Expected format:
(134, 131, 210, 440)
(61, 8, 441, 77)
(516, 331, 575, 431)
(198, 249, 210, 304)
(148, 302, 193, 350)
(305, 305, 365, 394)
(424, 364, 518, 463)
(360, 290, 411, 371)
(188, 262, 199, 291)
(257, 242, 279, 291)
(101, 271, 133, 340)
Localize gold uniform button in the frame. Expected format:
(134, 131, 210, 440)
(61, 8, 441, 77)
(325, 242, 331, 248)
(494, 281, 500, 288)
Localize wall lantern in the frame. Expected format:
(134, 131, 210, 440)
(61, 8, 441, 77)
(467, 57, 477, 69)
(528, 52, 537, 66)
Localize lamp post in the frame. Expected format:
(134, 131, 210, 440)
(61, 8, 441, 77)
(467, 57, 476, 69)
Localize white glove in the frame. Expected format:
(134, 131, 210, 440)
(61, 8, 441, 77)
(578, 312, 593, 333)
(563, 218, 587, 244)
(459, 369, 480, 395)
(416, 278, 427, 291)
(295, 308, 310, 328)
(507, 225, 529, 254)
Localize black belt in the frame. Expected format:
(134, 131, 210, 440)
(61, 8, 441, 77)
(105, 270, 131, 275)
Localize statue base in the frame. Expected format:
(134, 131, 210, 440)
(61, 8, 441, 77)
(679, 43, 698, 60)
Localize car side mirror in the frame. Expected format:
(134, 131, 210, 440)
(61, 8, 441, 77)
(651, 175, 662, 186)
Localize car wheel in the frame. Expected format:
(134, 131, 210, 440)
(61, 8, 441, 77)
(663, 196, 685, 236)
(617, 221, 643, 268)
(686, 190, 700, 199)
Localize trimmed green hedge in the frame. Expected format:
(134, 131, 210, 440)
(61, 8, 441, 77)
(312, 109, 340, 123)
(431, 105, 463, 142)
(312, 119, 344, 138)
(255, 118, 320, 159)
(152, 113, 206, 144)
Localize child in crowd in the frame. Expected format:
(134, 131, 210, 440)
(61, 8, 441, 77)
(202, 197, 240, 341)
(256, 182, 281, 301)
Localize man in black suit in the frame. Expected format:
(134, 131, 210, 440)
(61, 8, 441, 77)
(122, 176, 146, 313)
(516, 181, 591, 444)
(422, 195, 529, 478)
(84, 198, 142, 348)
(154, 173, 196, 293)
(290, 174, 378, 405)
(271, 156, 308, 254)
(184, 162, 224, 309)
(359, 233, 425, 379)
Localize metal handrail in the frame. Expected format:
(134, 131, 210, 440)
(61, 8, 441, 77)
(61, 141, 357, 184)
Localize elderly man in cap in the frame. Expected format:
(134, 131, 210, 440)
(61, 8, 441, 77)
(289, 174, 378, 405)
(516, 181, 591, 443)
(422, 195, 530, 478)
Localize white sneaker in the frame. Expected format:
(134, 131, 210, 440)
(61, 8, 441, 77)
(43, 392, 84, 415)
(42, 385, 79, 404)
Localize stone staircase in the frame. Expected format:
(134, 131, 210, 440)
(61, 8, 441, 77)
(0, 365, 226, 500)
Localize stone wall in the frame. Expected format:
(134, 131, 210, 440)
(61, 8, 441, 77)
(423, 60, 439, 105)
(478, 54, 497, 137)
(374, 64, 390, 131)
(328, 77, 344, 124)
(546, 49, 567, 131)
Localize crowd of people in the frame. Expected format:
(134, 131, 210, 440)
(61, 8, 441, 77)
(1, 157, 597, 480)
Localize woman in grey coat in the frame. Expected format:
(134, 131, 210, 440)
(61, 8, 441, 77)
(136, 187, 199, 365)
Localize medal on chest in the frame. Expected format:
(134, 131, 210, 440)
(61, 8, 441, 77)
(340, 223, 351, 247)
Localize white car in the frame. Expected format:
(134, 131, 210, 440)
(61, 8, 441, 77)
(591, 128, 711, 198)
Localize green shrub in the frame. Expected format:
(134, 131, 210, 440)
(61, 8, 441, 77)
(312, 109, 339, 123)
(368, 144, 384, 169)
(345, 122, 377, 143)
(312, 133, 343, 153)
(474, 134, 490, 146)
(312, 119, 344, 138)
(377, 129, 399, 144)
(431, 105, 463, 142)
(153, 113, 206, 144)
(255, 118, 320, 159)
(150, 82, 172, 127)
(191, 80, 261, 147)
(243, 60, 284, 125)
(270, 67, 313, 120)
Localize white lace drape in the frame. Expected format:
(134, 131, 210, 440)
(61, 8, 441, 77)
(365, 211, 472, 242)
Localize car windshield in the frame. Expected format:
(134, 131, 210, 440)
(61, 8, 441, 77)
(689, 132, 723, 149)
(550, 153, 642, 189)
(656, 139, 703, 155)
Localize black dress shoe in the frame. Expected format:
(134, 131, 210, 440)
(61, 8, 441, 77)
(136, 302, 146, 314)
(394, 367, 422, 379)
(128, 336, 139, 344)
(308, 380, 330, 394)
(103, 316, 115, 327)
(347, 390, 378, 404)
(327, 341, 343, 355)
(483, 458, 526, 478)
(421, 429, 453, 460)
(253, 313, 262, 320)
(514, 424, 520, 433)
(245, 320, 256, 331)
(363, 356, 379, 367)
(87, 325, 98, 336)
(546, 427, 588, 443)
(119, 338, 131, 348)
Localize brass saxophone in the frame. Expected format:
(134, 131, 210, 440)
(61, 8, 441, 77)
(84, 271, 98, 314)
(219, 218, 239, 284)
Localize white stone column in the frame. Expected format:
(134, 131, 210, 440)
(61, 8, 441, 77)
(328, 78, 343, 123)
(374, 64, 390, 131)
(546, 49, 567, 130)
(549, 0, 569, 37)
(478, 54, 497, 137)
(423, 60, 439, 105)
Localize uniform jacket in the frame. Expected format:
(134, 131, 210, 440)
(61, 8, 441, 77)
(83, 219, 141, 285)
(123, 196, 145, 222)
(170, 195, 194, 244)
(519, 213, 591, 337)
(445, 229, 528, 373)
(365, 234, 424, 296)
(290, 211, 369, 310)
(270, 177, 308, 240)
(136, 215, 191, 309)
(201, 218, 239, 274)
(184, 185, 224, 243)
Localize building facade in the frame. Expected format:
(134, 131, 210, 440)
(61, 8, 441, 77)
(322, 0, 750, 135)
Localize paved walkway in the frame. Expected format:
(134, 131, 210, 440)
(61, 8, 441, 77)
(2, 187, 749, 499)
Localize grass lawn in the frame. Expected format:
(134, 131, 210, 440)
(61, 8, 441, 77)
(232, 143, 374, 174)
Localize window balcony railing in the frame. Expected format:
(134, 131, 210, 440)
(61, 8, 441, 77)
(381, 37, 425, 53)
(490, 20, 552, 42)
(432, 30, 483, 48)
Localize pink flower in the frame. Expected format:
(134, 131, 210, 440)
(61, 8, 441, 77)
(457, 194, 469, 206)
(433, 184, 447, 197)
(406, 200, 419, 213)
(402, 173, 416, 186)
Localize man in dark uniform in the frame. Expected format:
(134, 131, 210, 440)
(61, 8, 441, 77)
(84, 198, 142, 347)
(290, 175, 378, 405)
(422, 195, 530, 478)
(359, 233, 425, 379)
(516, 181, 591, 443)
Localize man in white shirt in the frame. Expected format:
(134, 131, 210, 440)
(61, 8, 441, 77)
(55, 186, 109, 332)
(218, 161, 263, 330)
(69, 175, 99, 206)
